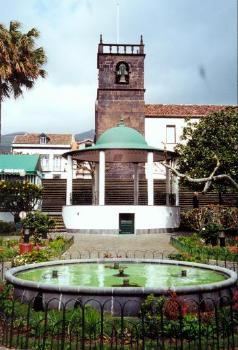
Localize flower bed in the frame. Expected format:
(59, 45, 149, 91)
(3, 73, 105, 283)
(170, 234, 238, 262)
(0, 235, 74, 266)
(0, 238, 19, 260)
(12, 235, 74, 266)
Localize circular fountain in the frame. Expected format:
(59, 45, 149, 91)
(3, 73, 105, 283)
(5, 259, 237, 315)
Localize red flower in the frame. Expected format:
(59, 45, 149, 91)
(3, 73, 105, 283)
(233, 303, 238, 312)
(182, 304, 188, 316)
(232, 290, 238, 303)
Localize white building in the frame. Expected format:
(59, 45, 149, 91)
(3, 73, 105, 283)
(144, 104, 227, 179)
(12, 133, 75, 179)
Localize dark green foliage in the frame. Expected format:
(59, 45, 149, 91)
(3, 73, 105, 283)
(22, 211, 55, 241)
(171, 234, 238, 261)
(0, 180, 43, 221)
(0, 283, 237, 349)
(200, 222, 221, 245)
(176, 107, 238, 192)
(180, 205, 238, 232)
(0, 237, 18, 259)
(0, 220, 16, 234)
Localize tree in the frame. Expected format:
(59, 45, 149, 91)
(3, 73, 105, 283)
(0, 21, 47, 142)
(163, 107, 238, 196)
(0, 180, 43, 223)
(22, 211, 55, 241)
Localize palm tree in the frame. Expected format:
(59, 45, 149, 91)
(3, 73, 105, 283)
(0, 21, 47, 143)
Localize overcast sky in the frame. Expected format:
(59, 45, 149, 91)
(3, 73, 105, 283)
(1, 0, 237, 135)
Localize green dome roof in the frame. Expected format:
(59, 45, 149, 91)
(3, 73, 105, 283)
(63, 121, 175, 162)
(93, 123, 153, 150)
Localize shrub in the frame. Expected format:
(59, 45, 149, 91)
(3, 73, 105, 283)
(180, 205, 238, 233)
(0, 238, 19, 260)
(0, 180, 43, 222)
(0, 220, 16, 234)
(22, 211, 55, 241)
(200, 222, 221, 245)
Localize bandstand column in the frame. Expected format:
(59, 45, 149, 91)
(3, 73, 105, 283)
(99, 151, 105, 205)
(147, 152, 154, 205)
(166, 166, 171, 205)
(173, 174, 180, 206)
(94, 163, 99, 205)
(66, 155, 73, 205)
(133, 163, 139, 205)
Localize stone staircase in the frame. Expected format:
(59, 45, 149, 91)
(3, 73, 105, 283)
(48, 213, 66, 233)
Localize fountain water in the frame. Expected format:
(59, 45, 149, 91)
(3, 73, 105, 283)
(5, 259, 237, 315)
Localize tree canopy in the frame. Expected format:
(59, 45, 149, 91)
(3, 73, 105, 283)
(0, 180, 43, 222)
(0, 21, 47, 142)
(174, 107, 238, 193)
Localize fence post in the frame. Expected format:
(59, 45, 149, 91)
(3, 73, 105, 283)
(81, 305, 85, 350)
(120, 305, 124, 347)
(24, 303, 32, 350)
(179, 304, 184, 350)
(60, 305, 66, 350)
(9, 300, 15, 349)
(100, 304, 104, 350)
(160, 305, 165, 350)
(229, 291, 235, 348)
(198, 297, 202, 350)
(42, 303, 49, 350)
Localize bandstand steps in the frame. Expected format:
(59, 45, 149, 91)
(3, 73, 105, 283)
(42, 179, 67, 212)
(48, 214, 66, 233)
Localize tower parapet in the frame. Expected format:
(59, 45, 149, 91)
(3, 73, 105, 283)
(95, 35, 145, 139)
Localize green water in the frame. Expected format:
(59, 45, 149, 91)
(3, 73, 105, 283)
(16, 263, 226, 288)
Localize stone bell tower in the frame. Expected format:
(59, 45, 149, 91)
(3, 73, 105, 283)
(95, 35, 145, 140)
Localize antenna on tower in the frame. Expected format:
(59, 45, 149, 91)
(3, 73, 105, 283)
(116, 1, 120, 44)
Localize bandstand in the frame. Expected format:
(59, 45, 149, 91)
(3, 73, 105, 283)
(62, 122, 180, 234)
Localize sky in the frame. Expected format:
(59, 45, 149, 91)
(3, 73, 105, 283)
(1, 0, 237, 135)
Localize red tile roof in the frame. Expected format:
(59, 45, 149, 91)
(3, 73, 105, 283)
(13, 133, 73, 145)
(145, 104, 233, 117)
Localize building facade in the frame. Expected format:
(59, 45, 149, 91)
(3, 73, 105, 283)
(12, 133, 74, 179)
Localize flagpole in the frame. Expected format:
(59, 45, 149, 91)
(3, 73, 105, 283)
(116, 1, 119, 44)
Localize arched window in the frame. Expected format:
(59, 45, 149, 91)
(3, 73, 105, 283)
(115, 62, 129, 84)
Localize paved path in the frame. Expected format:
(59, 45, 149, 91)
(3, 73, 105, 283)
(62, 233, 177, 259)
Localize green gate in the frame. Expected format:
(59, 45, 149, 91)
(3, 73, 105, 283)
(119, 213, 134, 234)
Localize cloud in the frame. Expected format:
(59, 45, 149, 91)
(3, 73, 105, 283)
(0, 0, 237, 135)
(3, 80, 96, 134)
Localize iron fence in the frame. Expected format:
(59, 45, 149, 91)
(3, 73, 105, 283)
(170, 236, 238, 274)
(0, 294, 237, 350)
(1, 246, 238, 281)
(62, 249, 174, 260)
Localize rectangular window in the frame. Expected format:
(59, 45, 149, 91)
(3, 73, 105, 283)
(40, 155, 49, 171)
(166, 125, 176, 144)
(53, 155, 61, 171)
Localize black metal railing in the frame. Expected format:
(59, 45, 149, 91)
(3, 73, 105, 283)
(0, 294, 237, 349)
(1, 245, 238, 280)
(170, 236, 238, 274)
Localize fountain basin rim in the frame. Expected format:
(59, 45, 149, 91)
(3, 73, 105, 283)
(5, 259, 237, 296)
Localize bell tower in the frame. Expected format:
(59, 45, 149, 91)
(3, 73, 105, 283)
(95, 35, 145, 139)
